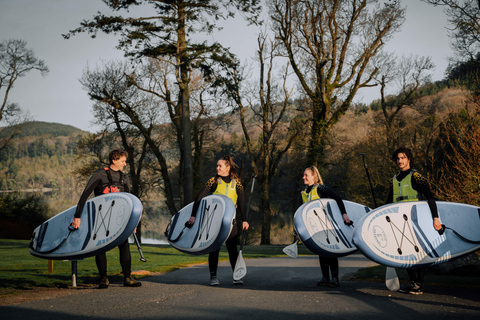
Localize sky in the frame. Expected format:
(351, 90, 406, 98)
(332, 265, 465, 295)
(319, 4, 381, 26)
(0, 0, 453, 132)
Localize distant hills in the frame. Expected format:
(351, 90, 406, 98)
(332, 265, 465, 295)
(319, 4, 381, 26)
(0, 121, 86, 138)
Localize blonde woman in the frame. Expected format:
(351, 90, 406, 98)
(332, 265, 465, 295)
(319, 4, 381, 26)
(300, 166, 351, 287)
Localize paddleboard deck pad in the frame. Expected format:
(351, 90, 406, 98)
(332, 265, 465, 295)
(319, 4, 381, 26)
(294, 199, 371, 258)
(352, 201, 480, 268)
(30, 192, 142, 260)
(165, 194, 236, 255)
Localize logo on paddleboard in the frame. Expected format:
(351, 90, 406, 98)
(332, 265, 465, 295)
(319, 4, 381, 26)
(373, 225, 387, 248)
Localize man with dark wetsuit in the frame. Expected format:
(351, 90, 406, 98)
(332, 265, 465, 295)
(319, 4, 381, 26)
(387, 147, 441, 295)
(71, 149, 141, 289)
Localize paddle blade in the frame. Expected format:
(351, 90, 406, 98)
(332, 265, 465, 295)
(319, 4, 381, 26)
(386, 267, 400, 291)
(283, 241, 298, 258)
(233, 250, 247, 280)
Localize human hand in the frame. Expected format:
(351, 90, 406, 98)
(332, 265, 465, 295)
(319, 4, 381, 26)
(72, 218, 81, 229)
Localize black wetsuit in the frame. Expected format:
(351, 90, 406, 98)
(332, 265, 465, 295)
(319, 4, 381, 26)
(75, 167, 133, 280)
(192, 176, 246, 277)
(386, 168, 438, 288)
(303, 184, 347, 282)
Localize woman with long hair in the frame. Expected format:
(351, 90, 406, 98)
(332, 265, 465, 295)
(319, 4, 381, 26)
(300, 166, 351, 287)
(188, 155, 248, 286)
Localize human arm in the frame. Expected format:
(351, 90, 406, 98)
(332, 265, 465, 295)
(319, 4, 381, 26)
(188, 177, 216, 224)
(235, 179, 248, 230)
(316, 185, 350, 224)
(412, 172, 441, 230)
(72, 171, 103, 228)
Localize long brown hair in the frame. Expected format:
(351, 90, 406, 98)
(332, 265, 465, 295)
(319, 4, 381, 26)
(217, 155, 239, 179)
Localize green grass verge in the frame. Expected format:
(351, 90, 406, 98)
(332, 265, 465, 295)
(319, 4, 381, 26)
(1, 240, 479, 300)
(0, 239, 311, 297)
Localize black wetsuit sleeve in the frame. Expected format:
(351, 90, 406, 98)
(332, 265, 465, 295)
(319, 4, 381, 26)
(74, 171, 102, 218)
(236, 179, 246, 221)
(316, 185, 347, 214)
(412, 172, 439, 218)
(191, 178, 216, 217)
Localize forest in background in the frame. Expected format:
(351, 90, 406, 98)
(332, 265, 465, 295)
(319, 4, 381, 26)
(1, 70, 479, 244)
(2, 1, 480, 245)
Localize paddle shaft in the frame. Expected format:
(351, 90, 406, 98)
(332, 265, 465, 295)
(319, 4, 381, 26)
(133, 232, 146, 262)
(360, 153, 377, 207)
(240, 175, 256, 251)
(360, 154, 399, 290)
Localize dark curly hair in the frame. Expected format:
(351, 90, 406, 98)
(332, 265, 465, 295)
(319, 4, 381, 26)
(109, 149, 128, 164)
(391, 147, 414, 167)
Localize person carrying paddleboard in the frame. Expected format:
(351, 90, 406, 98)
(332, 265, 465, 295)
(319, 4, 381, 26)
(187, 155, 248, 286)
(71, 149, 141, 289)
(387, 146, 441, 295)
(300, 166, 351, 287)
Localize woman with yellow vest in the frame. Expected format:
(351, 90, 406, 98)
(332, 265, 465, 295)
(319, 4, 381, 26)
(301, 166, 351, 287)
(187, 155, 248, 286)
(386, 147, 441, 295)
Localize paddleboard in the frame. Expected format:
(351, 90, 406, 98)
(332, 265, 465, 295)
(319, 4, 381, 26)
(165, 194, 236, 255)
(294, 199, 371, 258)
(352, 201, 480, 268)
(29, 192, 142, 260)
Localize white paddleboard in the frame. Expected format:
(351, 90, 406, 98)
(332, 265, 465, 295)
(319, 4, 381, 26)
(29, 192, 142, 260)
(352, 201, 480, 268)
(165, 194, 236, 255)
(294, 199, 371, 257)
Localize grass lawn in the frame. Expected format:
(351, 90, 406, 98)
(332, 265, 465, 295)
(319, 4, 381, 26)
(0, 239, 312, 298)
(1, 239, 479, 300)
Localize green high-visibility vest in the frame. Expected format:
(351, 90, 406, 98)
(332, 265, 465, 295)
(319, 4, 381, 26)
(213, 178, 238, 205)
(393, 171, 422, 203)
(301, 184, 320, 203)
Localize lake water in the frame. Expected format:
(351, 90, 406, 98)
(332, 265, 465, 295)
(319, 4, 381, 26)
(3, 188, 172, 245)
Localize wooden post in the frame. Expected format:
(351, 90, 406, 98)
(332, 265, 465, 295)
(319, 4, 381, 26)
(48, 260, 53, 273)
(71, 261, 77, 287)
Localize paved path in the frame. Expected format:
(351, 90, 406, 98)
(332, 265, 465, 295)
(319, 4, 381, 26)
(2, 255, 480, 319)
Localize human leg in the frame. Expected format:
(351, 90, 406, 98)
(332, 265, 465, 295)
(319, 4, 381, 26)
(399, 268, 423, 294)
(225, 235, 239, 270)
(118, 239, 141, 287)
(327, 258, 340, 287)
(95, 251, 108, 288)
(317, 256, 330, 286)
(209, 248, 221, 286)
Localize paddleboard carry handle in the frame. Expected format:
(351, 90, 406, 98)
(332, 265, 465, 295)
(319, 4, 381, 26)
(35, 223, 76, 254)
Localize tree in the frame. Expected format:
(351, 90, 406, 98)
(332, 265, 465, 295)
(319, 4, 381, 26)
(80, 61, 178, 215)
(221, 33, 301, 244)
(64, 0, 261, 205)
(430, 105, 480, 205)
(0, 39, 49, 151)
(268, 0, 406, 167)
(374, 54, 435, 153)
(423, 0, 480, 60)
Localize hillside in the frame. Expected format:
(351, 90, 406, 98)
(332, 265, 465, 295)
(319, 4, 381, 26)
(0, 121, 86, 139)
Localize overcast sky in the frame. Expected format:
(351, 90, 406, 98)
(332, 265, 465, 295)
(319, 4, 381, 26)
(0, 0, 452, 132)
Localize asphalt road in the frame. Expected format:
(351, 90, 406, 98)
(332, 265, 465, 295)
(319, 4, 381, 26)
(2, 255, 479, 319)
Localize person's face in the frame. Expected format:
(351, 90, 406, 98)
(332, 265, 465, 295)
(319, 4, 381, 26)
(111, 156, 127, 172)
(217, 160, 230, 176)
(396, 153, 411, 171)
(303, 169, 315, 186)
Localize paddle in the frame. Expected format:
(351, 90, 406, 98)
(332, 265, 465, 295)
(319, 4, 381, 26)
(233, 175, 256, 281)
(361, 153, 400, 290)
(386, 267, 400, 291)
(283, 240, 298, 258)
(133, 232, 146, 262)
